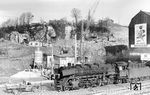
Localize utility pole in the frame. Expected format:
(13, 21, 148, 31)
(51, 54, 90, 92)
(51, 43, 54, 74)
(74, 34, 77, 64)
(80, 20, 84, 63)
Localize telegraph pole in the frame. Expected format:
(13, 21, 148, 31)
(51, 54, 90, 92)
(51, 43, 54, 74)
(74, 34, 77, 64)
(80, 20, 84, 63)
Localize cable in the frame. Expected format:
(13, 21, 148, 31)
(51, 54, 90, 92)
(91, 0, 100, 17)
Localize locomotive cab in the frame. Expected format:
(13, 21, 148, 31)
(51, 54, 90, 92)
(115, 61, 128, 83)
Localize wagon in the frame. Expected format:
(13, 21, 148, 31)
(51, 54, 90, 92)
(5, 81, 40, 95)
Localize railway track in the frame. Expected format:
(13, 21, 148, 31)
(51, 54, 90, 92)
(4, 80, 150, 95)
(92, 80, 150, 95)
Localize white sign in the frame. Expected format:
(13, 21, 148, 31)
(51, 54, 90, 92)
(60, 58, 68, 67)
(141, 53, 150, 60)
(34, 50, 43, 64)
(47, 56, 54, 68)
(29, 41, 42, 47)
(135, 23, 147, 46)
(60, 57, 75, 67)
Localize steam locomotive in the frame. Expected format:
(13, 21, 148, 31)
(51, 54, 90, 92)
(50, 45, 150, 91)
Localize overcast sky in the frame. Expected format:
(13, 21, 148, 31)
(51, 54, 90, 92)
(0, 0, 150, 26)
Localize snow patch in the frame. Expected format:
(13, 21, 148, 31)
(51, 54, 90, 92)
(10, 69, 42, 79)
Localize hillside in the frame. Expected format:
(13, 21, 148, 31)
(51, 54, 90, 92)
(0, 23, 128, 78)
(109, 24, 128, 45)
(0, 40, 34, 77)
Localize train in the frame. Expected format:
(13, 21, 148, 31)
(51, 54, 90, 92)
(50, 45, 150, 91)
(50, 11, 150, 91)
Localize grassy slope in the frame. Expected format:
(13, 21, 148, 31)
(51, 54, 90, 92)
(0, 40, 35, 76)
(109, 24, 128, 45)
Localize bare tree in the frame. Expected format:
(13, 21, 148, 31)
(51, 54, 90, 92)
(14, 18, 19, 26)
(19, 12, 34, 25)
(71, 8, 81, 27)
(19, 13, 25, 25)
(26, 12, 34, 24)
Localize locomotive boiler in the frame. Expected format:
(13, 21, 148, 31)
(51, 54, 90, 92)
(52, 63, 117, 91)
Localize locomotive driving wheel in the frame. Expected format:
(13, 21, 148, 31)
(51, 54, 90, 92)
(63, 76, 80, 91)
(63, 78, 72, 91)
(72, 77, 80, 89)
(96, 78, 103, 86)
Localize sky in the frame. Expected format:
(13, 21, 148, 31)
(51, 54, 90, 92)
(0, 0, 150, 26)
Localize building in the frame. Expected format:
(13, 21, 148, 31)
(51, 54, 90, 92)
(54, 54, 75, 67)
(129, 10, 150, 61)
